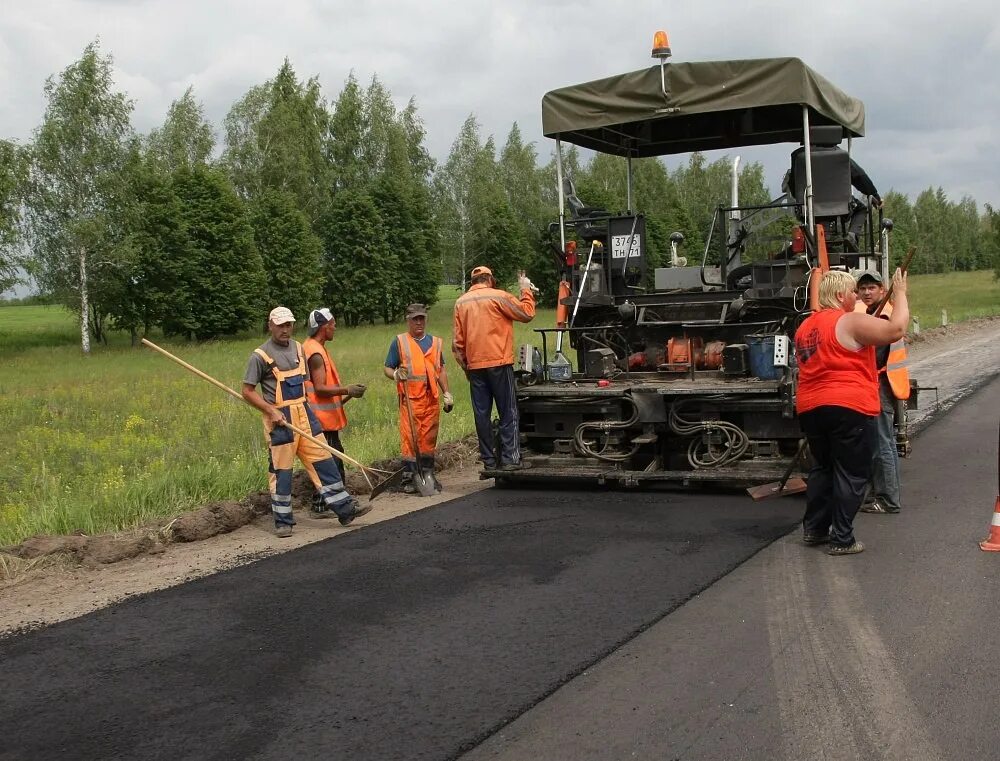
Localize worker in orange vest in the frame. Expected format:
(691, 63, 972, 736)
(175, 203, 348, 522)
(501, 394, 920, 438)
(303, 308, 367, 484)
(854, 270, 908, 514)
(453, 266, 536, 471)
(383, 303, 454, 493)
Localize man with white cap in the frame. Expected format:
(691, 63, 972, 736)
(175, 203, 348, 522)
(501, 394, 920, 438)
(303, 307, 367, 484)
(242, 306, 371, 537)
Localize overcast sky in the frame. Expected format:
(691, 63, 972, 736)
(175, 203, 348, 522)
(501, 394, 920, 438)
(2, 0, 997, 208)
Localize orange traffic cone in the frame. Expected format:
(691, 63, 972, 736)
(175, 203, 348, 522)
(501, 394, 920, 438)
(980, 422, 1000, 552)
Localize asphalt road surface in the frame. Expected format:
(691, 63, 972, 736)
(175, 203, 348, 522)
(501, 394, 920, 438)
(2, 374, 998, 761)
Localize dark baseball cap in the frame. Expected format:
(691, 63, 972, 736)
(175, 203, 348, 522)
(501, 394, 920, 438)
(855, 269, 884, 285)
(405, 303, 427, 319)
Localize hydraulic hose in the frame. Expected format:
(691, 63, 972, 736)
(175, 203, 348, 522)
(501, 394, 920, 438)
(668, 398, 750, 468)
(573, 395, 640, 462)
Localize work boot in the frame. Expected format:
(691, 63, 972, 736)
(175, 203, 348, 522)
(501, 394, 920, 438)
(337, 498, 374, 527)
(500, 461, 532, 471)
(401, 471, 417, 495)
(827, 541, 864, 556)
(275, 524, 293, 538)
(802, 532, 830, 545)
(860, 500, 899, 514)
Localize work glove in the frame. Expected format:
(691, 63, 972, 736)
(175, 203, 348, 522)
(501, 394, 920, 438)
(518, 270, 539, 294)
(393, 367, 409, 382)
(442, 391, 454, 413)
(347, 384, 366, 399)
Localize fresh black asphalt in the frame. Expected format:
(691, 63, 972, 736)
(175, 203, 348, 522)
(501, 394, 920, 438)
(0, 474, 803, 759)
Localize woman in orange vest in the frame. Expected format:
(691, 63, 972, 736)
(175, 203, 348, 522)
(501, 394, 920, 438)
(794, 268, 908, 555)
(303, 308, 367, 483)
(383, 303, 454, 493)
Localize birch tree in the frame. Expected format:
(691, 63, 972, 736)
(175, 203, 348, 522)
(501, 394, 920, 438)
(0, 140, 28, 293)
(24, 41, 133, 353)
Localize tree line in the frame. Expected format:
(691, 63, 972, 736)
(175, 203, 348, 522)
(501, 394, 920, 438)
(0, 41, 997, 351)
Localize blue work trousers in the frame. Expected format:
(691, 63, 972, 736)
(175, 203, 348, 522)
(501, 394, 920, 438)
(468, 364, 520, 467)
(871, 384, 902, 511)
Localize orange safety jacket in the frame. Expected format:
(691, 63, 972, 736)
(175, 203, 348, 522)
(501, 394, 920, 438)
(254, 342, 308, 409)
(396, 333, 443, 400)
(302, 337, 348, 431)
(452, 283, 535, 370)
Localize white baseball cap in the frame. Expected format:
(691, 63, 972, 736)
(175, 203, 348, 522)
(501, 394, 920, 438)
(268, 306, 295, 325)
(308, 308, 333, 336)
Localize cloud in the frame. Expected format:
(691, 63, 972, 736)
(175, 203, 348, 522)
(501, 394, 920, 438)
(1, 0, 998, 206)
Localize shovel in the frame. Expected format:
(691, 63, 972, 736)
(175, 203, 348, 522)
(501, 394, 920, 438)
(401, 388, 438, 497)
(746, 439, 809, 501)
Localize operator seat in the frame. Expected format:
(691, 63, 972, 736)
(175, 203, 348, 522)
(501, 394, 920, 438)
(563, 176, 608, 243)
(790, 125, 852, 219)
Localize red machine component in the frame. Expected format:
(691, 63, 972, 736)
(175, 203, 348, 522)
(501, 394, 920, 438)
(564, 240, 578, 266)
(701, 340, 726, 370)
(660, 337, 726, 371)
(791, 225, 805, 254)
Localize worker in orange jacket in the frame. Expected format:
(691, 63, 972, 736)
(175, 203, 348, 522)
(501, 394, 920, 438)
(384, 303, 454, 493)
(303, 307, 367, 484)
(452, 266, 536, 471)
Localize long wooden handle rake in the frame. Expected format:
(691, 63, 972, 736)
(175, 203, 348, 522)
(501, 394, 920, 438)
(141, 339, 400, 498)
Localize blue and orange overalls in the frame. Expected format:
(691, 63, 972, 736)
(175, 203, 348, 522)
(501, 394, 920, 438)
(254, 342, 354, 526)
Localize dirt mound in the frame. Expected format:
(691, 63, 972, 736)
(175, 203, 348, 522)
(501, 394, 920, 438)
(4, 532, 156, 569)
(171, 501, 258, 543)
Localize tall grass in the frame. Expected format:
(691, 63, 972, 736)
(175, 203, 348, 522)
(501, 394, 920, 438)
(0, 286, 553, 545)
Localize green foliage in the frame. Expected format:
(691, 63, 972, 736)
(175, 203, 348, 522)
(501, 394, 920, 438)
(0, 139, 28, 292)
(434, 115, 489, 286)
(222, 61, 330, 223)
(473, 198, 532, 288)
(328, 73, 365, 192)
(102, 149, 196, 340)
(251, 188, 323, 320)
(147, 87, 215, 171)
(318, 189, 392, 327)
(166, 166, 266, 339)
(372, 176, 441, 318)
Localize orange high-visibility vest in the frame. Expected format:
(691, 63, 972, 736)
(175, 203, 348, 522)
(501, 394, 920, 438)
(867, 302, 911, 401)
(397, 333, 442, 401)
(253, 342, 308, 409)
(882, 338, 910, 400)
(302, 337, 348, 431)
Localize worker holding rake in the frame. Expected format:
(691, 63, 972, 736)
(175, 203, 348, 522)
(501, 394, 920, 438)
(243, 306, 372, 537)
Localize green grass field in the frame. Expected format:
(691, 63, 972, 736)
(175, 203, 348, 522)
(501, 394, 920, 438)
(904, 271, 1000, 329)
(1, 271, 997, 546)
(0, 286, 553, 545)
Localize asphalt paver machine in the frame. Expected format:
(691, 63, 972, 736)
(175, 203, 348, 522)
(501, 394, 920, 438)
(485, 36, 902, 488)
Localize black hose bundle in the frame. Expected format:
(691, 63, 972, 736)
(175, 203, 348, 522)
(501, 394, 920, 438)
(668, 398, 750, 468)
(573, 395, 640, 462)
